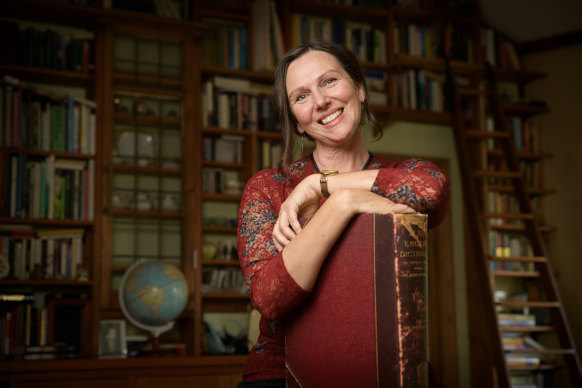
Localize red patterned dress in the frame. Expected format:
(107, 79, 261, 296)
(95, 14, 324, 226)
(237, 154, 450, 381)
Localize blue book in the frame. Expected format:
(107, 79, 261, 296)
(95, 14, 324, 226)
(239, 27, 247, 70)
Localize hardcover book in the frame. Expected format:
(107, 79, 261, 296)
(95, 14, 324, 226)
(285, 213, 428, 388)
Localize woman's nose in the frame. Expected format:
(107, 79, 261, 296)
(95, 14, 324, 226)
(312, 89, 329, 108)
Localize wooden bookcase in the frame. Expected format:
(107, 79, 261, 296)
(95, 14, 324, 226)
(1, 0, 562, 387)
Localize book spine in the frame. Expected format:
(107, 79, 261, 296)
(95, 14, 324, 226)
(375, 213, 428, 387)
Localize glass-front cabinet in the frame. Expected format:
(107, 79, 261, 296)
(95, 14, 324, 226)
(99, 24, 199, 355)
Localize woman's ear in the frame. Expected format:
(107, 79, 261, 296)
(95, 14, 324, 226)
(358, 83, 365, 103)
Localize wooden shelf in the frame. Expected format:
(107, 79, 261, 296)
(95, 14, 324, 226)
(0, 64, 95, 87)
(0, 279, 93, 288)
(0, 148, 95, 159)
(0, 217, 94, 227)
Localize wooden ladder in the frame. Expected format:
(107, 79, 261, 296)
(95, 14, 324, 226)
(445, 60, 582, 388)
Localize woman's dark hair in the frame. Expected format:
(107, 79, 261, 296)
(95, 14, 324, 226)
(273, 40, 383, 174)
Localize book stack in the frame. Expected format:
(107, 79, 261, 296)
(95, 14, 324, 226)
(393, 68, 445, 112)
(252, 0, 285, 71)
(201, 76, 276, 132)
(201, 267, 245, 295)
(1, 77, 97, 154)
(200, 19, 248, 70)
(7, 154, 95, 221)
(0, 293, 78, 361)
(291, 14, 386, 64)
(0, 21, 94, 73)
(0, 225, 86, 281)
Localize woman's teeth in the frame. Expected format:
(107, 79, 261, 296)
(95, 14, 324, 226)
(321, 109, 342, 124)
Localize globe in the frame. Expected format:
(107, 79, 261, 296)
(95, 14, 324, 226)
(119, 259, 189, 338)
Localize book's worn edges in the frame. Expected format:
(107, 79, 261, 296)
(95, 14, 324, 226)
(375, 213, 429, 387)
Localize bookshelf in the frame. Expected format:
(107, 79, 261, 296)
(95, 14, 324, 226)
(0, 10, 99, 362)
(1, 0, 574, 387)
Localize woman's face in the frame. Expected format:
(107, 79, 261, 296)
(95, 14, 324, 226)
(285, 50, 365, 148)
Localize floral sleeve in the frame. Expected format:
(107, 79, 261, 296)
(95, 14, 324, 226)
(370, 158, 450, 229)
(237, 170, 310, 321)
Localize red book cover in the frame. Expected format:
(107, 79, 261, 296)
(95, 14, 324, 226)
(285, 213, 428, 388)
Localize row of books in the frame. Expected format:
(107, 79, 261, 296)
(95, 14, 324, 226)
(0, 79, 97, 154)
(200, 19, 248, 70)
(203, 135, 245, 164)
(488, 191, 543, 224)
(394, 21, 475, 62)
(0, 21, 94, 74)
(488, 230, 535, 271)
(260, 139, 282, 170)
(485, 115, 545, 153)
(498, 312, 536, 327)
(203, 168, 242, 196)
(201, 267, 246, 295)
(253, 0, 285, 71)
(482, 28, 522, 70)
(364, 69, 388, 105)
(0, 226, 86, 281)
(7, 154, 95, 221)
(0, 293, 80, 360)
(291, 14, 387, 64)
(393, 69, 445, 112)
(201, 77, 277, 132)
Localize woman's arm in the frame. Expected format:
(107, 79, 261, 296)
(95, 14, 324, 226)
(275, 159, 450, 244)
(238, 172, 414, 320)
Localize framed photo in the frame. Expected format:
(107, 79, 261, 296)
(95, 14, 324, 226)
(99, 319, 127, 359)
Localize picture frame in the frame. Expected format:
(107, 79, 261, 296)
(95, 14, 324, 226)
(99, 319, 127, 359)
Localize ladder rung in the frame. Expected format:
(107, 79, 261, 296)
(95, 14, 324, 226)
(488, 256, 547, 263)
(487, 185, 556, 195)
(475, 170, 522, 179)
(508, 364, 557, 371)
(505, 348, 576, 355)
(488, 148, 553, 160)
(490, 224, 554, 233)
(466, 130, 509, 138)
(493, 270, 539, 278)
(484, 212, 534, 220)
(497, 301, 561, 308)
(499, 325, 552, 332)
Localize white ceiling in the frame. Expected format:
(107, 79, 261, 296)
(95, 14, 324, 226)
(479, 0, 582, 44)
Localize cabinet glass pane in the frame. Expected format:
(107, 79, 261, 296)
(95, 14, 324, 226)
(109, 33, 185, 296)
(113, 35, 182, 78)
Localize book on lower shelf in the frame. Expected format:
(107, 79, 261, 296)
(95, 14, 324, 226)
(285, 213, 428, 387)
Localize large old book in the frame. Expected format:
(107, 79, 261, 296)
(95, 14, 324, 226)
(285, 213, 428, 388)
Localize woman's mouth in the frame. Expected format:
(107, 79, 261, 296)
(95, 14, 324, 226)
(320, 109, 343, 125)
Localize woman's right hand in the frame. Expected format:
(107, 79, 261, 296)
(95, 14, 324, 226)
(342, 188, 417, 216)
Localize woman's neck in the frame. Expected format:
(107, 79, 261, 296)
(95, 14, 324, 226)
(312, 141, 370, 173)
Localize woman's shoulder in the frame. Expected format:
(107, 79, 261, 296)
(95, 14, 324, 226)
(245, 156, 313, 191)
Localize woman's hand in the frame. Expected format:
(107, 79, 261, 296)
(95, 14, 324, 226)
(345, 188, 417, 216)
(273, 185, 417, 251)
(273, 174, 321, 251)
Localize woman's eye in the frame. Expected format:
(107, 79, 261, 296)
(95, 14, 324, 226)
(323, 78, 337, 86)
(295, 93, 307, 102)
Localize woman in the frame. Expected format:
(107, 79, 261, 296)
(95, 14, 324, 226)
(237, 41, 450, 386)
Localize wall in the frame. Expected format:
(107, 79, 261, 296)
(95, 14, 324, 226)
(523, 44, 582, 358)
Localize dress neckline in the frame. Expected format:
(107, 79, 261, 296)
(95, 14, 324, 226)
(310, 151, 373, 173)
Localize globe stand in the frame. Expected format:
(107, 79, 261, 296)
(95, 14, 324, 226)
(138, 336, 181, 358)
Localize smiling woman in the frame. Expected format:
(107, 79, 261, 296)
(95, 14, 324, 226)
(236, 41, 451, 386)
